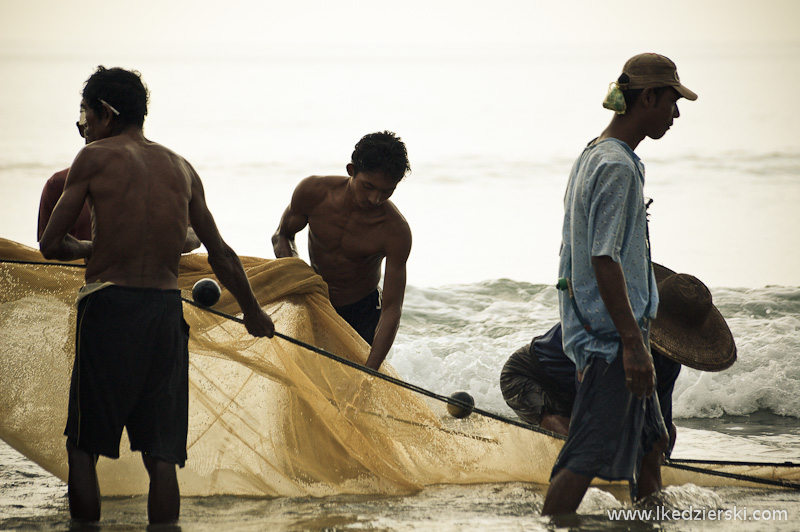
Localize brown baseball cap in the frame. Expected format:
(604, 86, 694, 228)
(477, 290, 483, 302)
(618, 53, 698, 101)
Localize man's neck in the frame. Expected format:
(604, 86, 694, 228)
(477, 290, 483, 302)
(597, 116, 645, 152)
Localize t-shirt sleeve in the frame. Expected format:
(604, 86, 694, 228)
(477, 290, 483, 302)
(585, 160, 638, 263)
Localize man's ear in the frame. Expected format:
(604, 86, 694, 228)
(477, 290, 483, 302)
(100, 107, 114, 126)
(100, 101, 117, 126)
(346, 163, 355, 177)
(640, 87, 658, 108)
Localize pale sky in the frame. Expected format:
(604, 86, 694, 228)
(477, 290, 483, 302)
(2, 0, 799, 50)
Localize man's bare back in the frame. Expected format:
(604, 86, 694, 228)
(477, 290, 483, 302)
(77, 134, 194, 290)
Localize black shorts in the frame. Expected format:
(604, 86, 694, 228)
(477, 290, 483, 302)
(334, 289, 381, 345)
(65, 285, 189, 467)
(550, 345, 667, 495)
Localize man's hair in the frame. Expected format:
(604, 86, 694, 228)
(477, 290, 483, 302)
(351, 131, 411, 182)
(82, 66, 149, 128)
(618, 73, 671, 109)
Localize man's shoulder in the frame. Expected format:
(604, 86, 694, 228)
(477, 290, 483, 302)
(580, 141, 639, 186)
(74, 137, 128, 168)
(296, 175, 347, 194)
(380, 201, 412, 256)
(300, 174, 347, 189)
(382, 200, 411, 231)
(293, 175, 347, 207)
(585, 139, 636, 168)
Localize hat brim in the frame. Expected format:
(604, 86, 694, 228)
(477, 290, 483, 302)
(674, 84, 698, 101)
(652, 262, 675, 284)
(650, 263, 737, 371)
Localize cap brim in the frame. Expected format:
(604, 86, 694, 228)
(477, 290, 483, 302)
(675, 84, 698, 101)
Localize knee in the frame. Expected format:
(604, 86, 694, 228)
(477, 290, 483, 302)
(657, 431, 670, 452)
(540, 413, 570, 436)
(500, 375, 545, 425)
(66, 439, 97, 466)
(142, 455, 175, 479)
(668, 422, 677, 455)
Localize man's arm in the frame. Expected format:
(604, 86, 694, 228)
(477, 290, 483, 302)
(364, 226, 411, 370)
(37, 173, 64, 241)
(272, 178, 319, 258)
(592, 255, 654, 398)
(188, 170, 274, 338)
(39, 164, 92, 261)
(272, 205, 305, 258)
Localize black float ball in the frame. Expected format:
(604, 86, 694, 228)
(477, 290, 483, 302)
(446, 391, 475, 419)
(192, 278, 221, 307)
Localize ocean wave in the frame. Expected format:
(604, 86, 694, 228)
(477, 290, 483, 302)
(396, 280, 800, 420)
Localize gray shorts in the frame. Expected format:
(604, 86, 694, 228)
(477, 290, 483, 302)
(550, 345, 667, 494)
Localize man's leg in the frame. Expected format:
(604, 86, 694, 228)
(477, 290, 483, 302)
(636, 432, 669, 499)
(142, 455, 180, 524)
(540, 413, 570, 436)
(541, 468, 593, 515)
(66, 440, 101, 522)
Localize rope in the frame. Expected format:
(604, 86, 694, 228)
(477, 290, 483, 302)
(664, 459, 800, 490)
(2, 259, 797, 490)
(1, 258, 87, 268)
(670, 458, 800, 468)
(181, 297, 567, 441)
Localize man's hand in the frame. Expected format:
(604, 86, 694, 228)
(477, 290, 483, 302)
(592, 255, 655, 398)
(621, 337, 655, 398)
(243, 308, 275, 338)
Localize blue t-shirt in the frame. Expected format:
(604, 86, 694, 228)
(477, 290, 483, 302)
(558, 138, 658, 371)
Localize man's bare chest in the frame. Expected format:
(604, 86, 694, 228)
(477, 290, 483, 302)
(308, 211, 386, 258)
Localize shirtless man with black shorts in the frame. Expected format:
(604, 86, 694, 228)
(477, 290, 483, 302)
(40, 66, 274, 525)
(272, 131, 411, 370)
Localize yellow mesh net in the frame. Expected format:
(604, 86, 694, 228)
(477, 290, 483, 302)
(0, 238, 562, 497)
(2, 237, 797, 496)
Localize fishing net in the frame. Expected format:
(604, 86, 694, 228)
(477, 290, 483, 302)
(4, 237, 798, 496)
(0, 238, 562, 497)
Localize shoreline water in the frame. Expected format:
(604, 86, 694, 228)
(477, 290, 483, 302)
(3, 411, 799, 531)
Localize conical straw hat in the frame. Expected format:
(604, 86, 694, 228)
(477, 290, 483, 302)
(651, 263, 737, 371)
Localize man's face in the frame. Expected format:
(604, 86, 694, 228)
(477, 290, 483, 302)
(79, 99, 111, 144)
(349, 167, 398, 210)
(76, 107, 88, 142)
(646, 87, 682, 140)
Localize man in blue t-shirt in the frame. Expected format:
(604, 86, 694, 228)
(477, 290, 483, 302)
(542, 53, 698, 515)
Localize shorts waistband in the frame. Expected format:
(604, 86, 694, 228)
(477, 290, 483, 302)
(333, 288, 382, 312)
(79, 283, 182, 300)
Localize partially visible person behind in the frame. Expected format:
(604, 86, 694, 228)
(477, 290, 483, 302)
(501, 264, 736, 451)
(542, 53, 698, 515)
(40, 66, 274, 525)
(37, 113, 200, 251)
(272, 131, 412, 370)
(37, 119, 92, 242)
